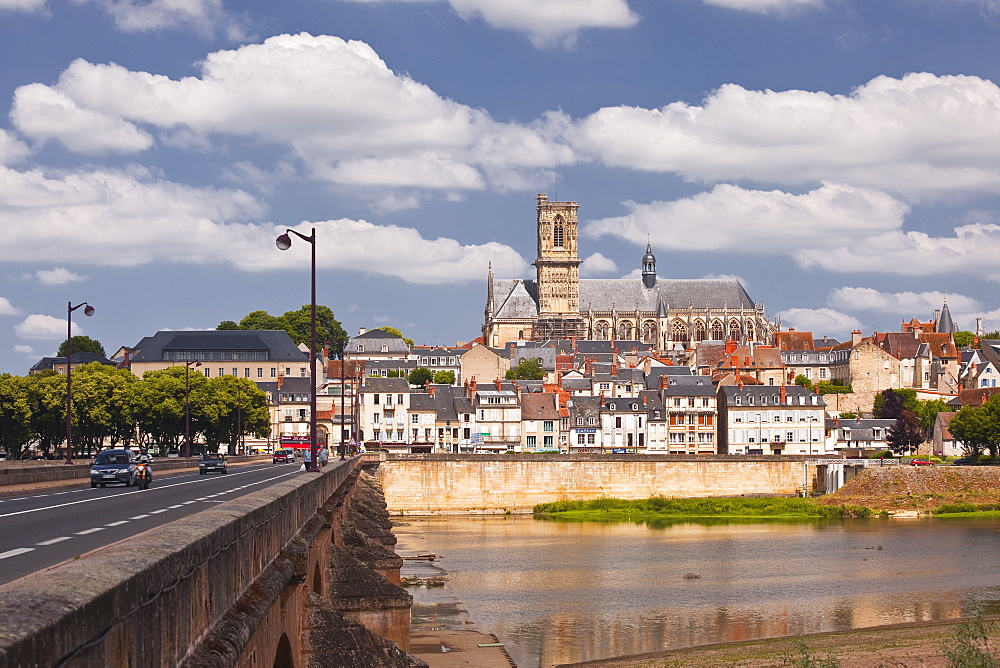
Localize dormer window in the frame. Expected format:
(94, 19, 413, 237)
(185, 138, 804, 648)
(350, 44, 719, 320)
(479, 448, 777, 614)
(381, 344, 388, 352)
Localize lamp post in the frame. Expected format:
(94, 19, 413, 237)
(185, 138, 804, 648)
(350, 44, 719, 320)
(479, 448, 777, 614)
(184, 360, 202, 458)
(236, 381, 243, 456)
(65, 301, 95, 464)
(276, 227, 320, 472)
(340, 342, 347, 460)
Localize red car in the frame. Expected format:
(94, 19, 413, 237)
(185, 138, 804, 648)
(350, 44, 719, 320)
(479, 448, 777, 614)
(272, 449, 296, 463)
(910, 458, 934, 466)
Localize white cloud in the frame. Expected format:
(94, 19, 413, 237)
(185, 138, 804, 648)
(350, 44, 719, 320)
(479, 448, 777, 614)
(14, 345, 36, 356)
(701, 273, 748, 285)
(11, 34, 577, 192)
(580, 252, 618, 276)
(34, 267, 86, 285)
(827, 287, 978, 315)
(0, 297, 23, 316)
(586, 182, 1000, 280)
(12, 83, 153, 154)
(775, 308, 864, 336)
(704, 0, 824, 14)
(71, 0, 245, 38)
(0, 130, 31, 164)
(0, 0, 46, 10)
(572, 73, 1000, 201)
(342, 0, 638, 47)
(15, 314, 84, 340)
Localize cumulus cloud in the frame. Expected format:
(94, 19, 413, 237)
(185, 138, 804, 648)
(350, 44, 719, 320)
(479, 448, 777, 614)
(0, 297, 23, 316)
(0, 163, 526, 285)
(572, 73, 1000, 201)
(827, 287, 978, 315)
(15, 314, 84, 339)
(342, 0, 638, 47)
(0, 0, 46, 10)
(11, 34, 577, 194)
(704, 0, 824, 14)
(33, 267, 86, 285)
(585, 182, 1000, 280)
(775, 307, 864, 336)
(580, 252, 618, 276)
(14, 345, 36, 356)
(0, 130, 31, 164)
(71, 0, 246, 38)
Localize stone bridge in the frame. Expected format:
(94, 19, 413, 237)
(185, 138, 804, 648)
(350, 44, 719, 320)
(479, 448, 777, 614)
(0, 456, 422, 667)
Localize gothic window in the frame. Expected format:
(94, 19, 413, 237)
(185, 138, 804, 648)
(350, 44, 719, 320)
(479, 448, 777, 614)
(618, 321, 633, 340)
(641, 320, 657, 343)
(746, 322, 756, 341)
(595, 320, 610, 340)
(711, 320, 724, 340)
(729, 320, 741, 341)
(553, 216, 565, 248)
(671, 320, 688, 342)
(694, 320, 707, 342)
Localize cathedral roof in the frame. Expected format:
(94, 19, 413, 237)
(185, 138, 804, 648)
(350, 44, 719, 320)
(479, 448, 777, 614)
(493, 280, 539, 319)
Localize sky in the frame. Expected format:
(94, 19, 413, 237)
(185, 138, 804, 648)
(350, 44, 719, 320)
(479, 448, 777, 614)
(2, 0, 1000, 374)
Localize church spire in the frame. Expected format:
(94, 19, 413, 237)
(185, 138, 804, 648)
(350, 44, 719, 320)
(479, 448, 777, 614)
(938, 296, 956, 333)
(642, 241, 656, 289)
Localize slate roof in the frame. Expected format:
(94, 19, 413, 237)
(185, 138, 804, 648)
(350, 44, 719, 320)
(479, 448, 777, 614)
(493, 280, 539, 319)
(660, 375, 716, 396)
(130, 330, 307, 362)
(30, 352, 118, 372)
(361, 377, 411, 393)
(775, 331, 815, 351)
(720, 385, 826, 407)
(521, 393, 561, 420)
(938, 302, 957, 333)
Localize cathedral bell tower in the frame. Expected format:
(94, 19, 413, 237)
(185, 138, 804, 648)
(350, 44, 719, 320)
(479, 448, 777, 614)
(532, 193, 586, 340)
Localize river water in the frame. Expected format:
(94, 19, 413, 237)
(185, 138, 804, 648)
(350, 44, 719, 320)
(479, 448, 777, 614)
(395, 515, 1000, 667)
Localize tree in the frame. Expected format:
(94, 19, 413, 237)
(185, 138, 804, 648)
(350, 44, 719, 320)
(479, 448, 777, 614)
(506, 357, 545, 380)
(874, 389, 916, 419)
(376, 326, 414, 348)
(57, 335, 105, 358)
(197, 376, 269, 454)
(230, 306, 349, 355)
(916, 398, 949, 439)
(953, 331, 976, 348)
(408, 367, 433, 387)
(23, 373, 68, 456)
(839, 412, 857, 419)
(69, 363, 137, 453)
(217, 320, 239, 330)
(949, 395, 1000, 460)
(816, 381, 851, 394)
(793, 375, 813, 390)
(239, 310, 283, 331)
(0, 374, 32, 458)
(886, 408, 924, 455)
(133, 367, 207, 451)
(433, 370, 456, 385)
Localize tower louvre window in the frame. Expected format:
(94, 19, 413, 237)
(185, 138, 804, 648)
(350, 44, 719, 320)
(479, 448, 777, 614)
(553, 216, 565, 247)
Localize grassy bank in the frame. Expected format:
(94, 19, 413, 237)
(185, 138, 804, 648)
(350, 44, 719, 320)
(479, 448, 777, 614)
(533, 496, 877, 522)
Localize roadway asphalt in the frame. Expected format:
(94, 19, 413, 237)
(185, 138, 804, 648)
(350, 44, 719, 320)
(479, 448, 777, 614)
(0, 461, 306, 586)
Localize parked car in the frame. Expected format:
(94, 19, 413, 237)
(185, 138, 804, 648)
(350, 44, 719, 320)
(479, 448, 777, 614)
(199, 452, 228, 475)
(166, 449, 180, 458)
(909, 458, 935, 466)
(90, 449, 137, 488)
(272, 449, 295, 464)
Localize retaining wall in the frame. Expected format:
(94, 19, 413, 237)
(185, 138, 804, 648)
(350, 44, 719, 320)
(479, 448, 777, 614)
(0, 455, 271, 487)
(377, 454, 823, 513)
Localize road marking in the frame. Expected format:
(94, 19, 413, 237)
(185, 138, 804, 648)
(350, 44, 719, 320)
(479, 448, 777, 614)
(149, 509, 169, 514)
(75, 528, 104, 535)
(167, 504, 183, 509)
(36, 537, 72, 546)
(0, 548, 34, 559)
(182, 501, 196, 505)
(129, 514, 151, 520)
(105, 521, 129, 527)
(0, 468, 296, 519)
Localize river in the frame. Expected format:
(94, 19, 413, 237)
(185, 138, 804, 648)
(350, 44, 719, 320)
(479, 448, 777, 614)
(394, 515, 1000, 667)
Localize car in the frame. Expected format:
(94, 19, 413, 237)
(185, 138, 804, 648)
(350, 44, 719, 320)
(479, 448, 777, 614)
(90, 449, 138, 488)
(166, 449, 180, 458)
(273, 449, 296, 464)
(910, 458, 935, 466)
(199, 452, 228, 474)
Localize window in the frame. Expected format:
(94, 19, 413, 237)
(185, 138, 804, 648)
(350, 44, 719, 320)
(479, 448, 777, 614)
(373, 394, 380, 404)
(553, 215, 565, 247)
(232, 368, 238, 376)
(615, 417, 622, 428)
(300, 367, 306, 377)
(588, 416, 596, 426)
(543, 421, 553, 432)
(381, 344, 388, 352)
(398, 395, 404, 403)
(576, 416, 584, 426)
(357, 345, 364, 353)
(411, 414, 419, 424)
(527, 436, 537, 446)
(203, 368, 211, 377)
(544, 436, 554, 447)
(219, 368, 225, 377)
(257, 368, 263, 378)
(386, 394, 393, 405)
(819, 368, 827, 379)
(587, 434, 595, 444)
(578, 434, 586, 444)
(270, 368, 277, 378)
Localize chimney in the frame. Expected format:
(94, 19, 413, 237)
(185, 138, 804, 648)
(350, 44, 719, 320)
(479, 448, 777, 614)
(122, 348, 131, 368)
(852, 330, 862, 346)
(780, 385, 786, 404)
(570, 335, 577, 351)
(731, 355, 738, 367)
(611, 363, 618, 376)
(726, 339, 738, 355)
(358, 327, 366, 336)
(642, 395, 647, 406)
(660, 374, 669, 389)
(429, 386, 435, 397)
(599, 391, 605, 406)
(277, 375, 284, 390)
(744, 356, 751, 367)
(495, 378, 502, 391)
(834, 417, 839, 427)
(857, 415, 862, 424)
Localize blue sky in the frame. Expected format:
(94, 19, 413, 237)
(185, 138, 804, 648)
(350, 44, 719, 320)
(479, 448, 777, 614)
(2, 0, 1000, 374)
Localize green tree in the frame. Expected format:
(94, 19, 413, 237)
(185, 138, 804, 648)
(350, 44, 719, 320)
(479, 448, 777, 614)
(953, 331, 976, 348)
(239, 310, 283, 331)
(886, 408, 924, 455)
(874, 389, 916, 418)
(0, 374, 32, 458)
(133, 367, 207, 451)
(506, 357, 545, 380)
(949, 396, 1000, 460)
(23, 372, 68, 456)
(916, 398, 949, 439)
(57, 335, 105, 358)
(408, 367, 433, 387)
(217, 320, 239, 330)
(433, 370, 456, 385)
(839, 412, 857, 419)
(793, 375, 813, 390)
(375, 326, 414, 348)
(197, 376, 269, 454)
(70, 363, 137, 454)
(816, 381, 851, 394)
(280, 305, 349, 355)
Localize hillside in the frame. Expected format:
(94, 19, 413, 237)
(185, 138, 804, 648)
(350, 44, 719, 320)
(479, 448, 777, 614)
(819, 466, 1000, 513)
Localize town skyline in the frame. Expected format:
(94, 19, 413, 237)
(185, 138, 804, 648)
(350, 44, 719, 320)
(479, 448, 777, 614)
(2, 0, 1000, 375)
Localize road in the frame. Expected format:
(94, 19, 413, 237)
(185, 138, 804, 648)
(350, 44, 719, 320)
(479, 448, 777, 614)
(0, 461, 304, 586)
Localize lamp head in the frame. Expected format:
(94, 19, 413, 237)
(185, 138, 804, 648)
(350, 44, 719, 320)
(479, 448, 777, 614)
(83, 305, 95, 317)
(275, 233, 292, 251)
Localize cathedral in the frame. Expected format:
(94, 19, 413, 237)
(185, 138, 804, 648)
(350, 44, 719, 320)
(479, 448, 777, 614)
(483, 194, 776, 350)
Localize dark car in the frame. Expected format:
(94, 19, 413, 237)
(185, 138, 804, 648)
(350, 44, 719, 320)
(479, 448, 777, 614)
(199, 452, 228, 475)
(273, 449, 295, 464)
(90, 449, 137, 488)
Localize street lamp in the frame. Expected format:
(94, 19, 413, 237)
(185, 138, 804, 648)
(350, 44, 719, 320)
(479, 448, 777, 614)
(65, 301, 94, 464)
(339, 341, 347, 461)
(276, 227, 321, 473)
(184, 360, 202, 458)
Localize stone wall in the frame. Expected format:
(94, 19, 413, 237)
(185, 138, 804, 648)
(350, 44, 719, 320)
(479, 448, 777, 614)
(377, 454, 822, 514)
(0, 455, 271, 487)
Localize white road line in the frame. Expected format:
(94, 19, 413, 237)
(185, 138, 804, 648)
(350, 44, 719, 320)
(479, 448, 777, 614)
(36, 537, 72, 546)
(75, 528, 104, 535)
(105, 521, 129, 527)
(0, 467, 294, 519)
(167, 504, 183, 509)
(0, 548, 34, 559)
(129, 514, 151, 520)
(181, 501, 196, 505)
(149, 509, 169, 514)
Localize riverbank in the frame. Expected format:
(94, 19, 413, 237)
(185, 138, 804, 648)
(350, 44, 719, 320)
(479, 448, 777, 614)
(820, 466, 1000, 513)
(558, 614, 1000, 667)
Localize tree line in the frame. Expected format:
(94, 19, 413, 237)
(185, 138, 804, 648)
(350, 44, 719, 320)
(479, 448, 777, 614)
(0, 364, 269, 459)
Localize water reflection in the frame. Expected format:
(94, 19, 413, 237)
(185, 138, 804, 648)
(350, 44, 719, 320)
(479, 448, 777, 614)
(396, 516, 1000, 668)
